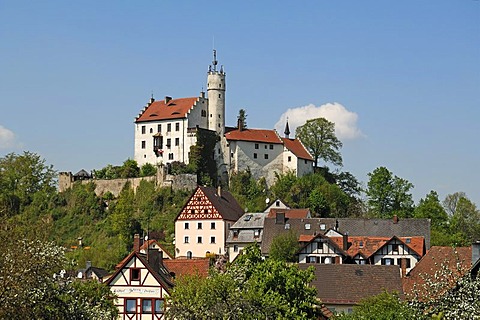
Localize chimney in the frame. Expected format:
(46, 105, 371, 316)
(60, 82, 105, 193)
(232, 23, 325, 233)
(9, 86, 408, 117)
(200, 91, 205, 98)
(400, 258, 407, 277)
(148, 249, 163, 272)
(393, 215, 399, 224)
(217, 185, 222, 198)
(149, 96, 155, 104)
(343, 234, 349, 250)
(165, 96, 172, 104)
(276, 212, 286, 224)
(86, 260, 92, 270)
(134, 234, 141, 253)
(473, 241, 480, 265)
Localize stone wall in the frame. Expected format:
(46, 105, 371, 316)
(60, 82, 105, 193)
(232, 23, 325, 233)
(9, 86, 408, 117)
(58, 168, 197, 197)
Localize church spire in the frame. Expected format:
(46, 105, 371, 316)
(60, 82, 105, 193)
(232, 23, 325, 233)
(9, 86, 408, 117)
(284, 119, 291, 138)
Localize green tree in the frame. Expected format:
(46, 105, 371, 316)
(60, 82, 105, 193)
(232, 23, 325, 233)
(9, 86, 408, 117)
(366, 167, 414, 218)
(167, 244, 319, 320)
(140, 163, 157, 177)
(295, 117, 343, 168)
(336, 291, 424, 320)
(120, 159, 140, 178)
(269, 230, 299, 262)
(0, 222, 117, 319)
(228, 169, 267, 212)
(0, 152, 56, 216)
(414, 191, 448, 229)
(449, 195, 480, 245)
(238, 108, 247, 128)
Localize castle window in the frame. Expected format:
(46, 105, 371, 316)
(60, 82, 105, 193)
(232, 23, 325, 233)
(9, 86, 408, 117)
(166, 139, 171, 147)
(175, 138, 179, 146)
(253, 153, 257, 159)
(264, 145, 267, 149)
(201, 110, 206, 117)
(305, 160, 308, 164)
(157, 124, 161, 132)
(185, 222, 189, 229)
(231, 153, 234, 158)
(269, 144, 273, 150)
(168, 153, 173, 160)
(210, 236, 216, 244)
(264, 154, 269, 160)
(218, 94, 221, 98)
(184, 236, 189, 243)
(255, 144, 259, 149)
(234, 245, 238, 252)
(198, 222, 202, 229)
(167, 124, 171, 132)
(141, 141, 146, 149)
(218, 114, 221, 118)
(175, 123, 180, 131)
(197, 236, 202, 243)
(288, 156, 292, 162)
(150, 128, 153, 133)
(211, 222, 215, 229)
(141, 126, 146, 134)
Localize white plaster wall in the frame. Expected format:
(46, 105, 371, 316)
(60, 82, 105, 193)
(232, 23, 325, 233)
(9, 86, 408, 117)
(297, 158, 314, 176)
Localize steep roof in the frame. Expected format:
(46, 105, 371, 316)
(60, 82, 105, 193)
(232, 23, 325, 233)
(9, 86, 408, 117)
(402, 246, 472, 298)
(261, 217, 431, 255)
(106, 251, 174, 293)
(300, 264, 404, 304)
(225, 128, 283, 144)
(163, 258, 210, 278)
(135, 97, 200, 122)
(328, 235, 425, 259)
(282, 138, 313, 161)
(176, 186, 244, 222)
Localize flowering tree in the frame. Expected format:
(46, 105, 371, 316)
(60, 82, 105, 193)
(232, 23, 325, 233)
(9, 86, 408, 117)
(0, 224, 117, 319)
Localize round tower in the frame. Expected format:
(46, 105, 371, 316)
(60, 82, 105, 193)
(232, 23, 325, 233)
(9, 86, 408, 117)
(207, 49, 226, 135)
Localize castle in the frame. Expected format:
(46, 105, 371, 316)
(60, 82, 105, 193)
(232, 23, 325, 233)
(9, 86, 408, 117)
(134, 51, 314, 185)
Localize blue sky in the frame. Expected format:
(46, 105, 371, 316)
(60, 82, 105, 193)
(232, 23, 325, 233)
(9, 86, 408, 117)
(1, 1, 479, 206)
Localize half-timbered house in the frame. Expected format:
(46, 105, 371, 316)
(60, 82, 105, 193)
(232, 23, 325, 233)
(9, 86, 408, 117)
(297, 233, 349, 264)
(106, 235, 173, 320)
(174, 186, 244, 258)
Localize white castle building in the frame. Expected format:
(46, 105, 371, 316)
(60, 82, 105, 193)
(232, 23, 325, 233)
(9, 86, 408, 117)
(133, 51, 313, 185)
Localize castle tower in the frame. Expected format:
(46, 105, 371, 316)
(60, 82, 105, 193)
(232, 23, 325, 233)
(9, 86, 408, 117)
(207, 49, 226, 135)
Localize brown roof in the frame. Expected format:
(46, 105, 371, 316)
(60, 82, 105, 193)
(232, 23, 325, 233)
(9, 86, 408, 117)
(164, 258, 210, 278)
(403, 246, 472, 298)
(268, 208, 310, 219)
(300, 264, 404, 304)
(282, 138, 313, 160)
(225, 128, 283, 144)
(135, 97, 199, 122)
(176, 186, 244, 222)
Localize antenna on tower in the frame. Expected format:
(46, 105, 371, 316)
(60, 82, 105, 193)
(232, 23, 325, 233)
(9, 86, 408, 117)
(212, 49, 218, 72)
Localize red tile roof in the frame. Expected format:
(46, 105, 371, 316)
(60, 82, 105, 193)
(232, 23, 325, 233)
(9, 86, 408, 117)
(268, 208, 311, 219)
(298, 234, 315, 242)
(163, 258, 210, 278)
(403, 246, 472, 299)
(225, 128, 283, 144)
(336, 236, 425, 259)
(135, 97, 200, 122)
(282, 138, 313, 161)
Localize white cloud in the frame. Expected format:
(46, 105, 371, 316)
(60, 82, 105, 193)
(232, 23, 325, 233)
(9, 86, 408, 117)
(0, 125, 18, 149)
(274, 102, 364, 140)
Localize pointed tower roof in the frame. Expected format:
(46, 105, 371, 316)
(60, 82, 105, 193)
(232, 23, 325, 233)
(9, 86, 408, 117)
(284, 119, 291, 138)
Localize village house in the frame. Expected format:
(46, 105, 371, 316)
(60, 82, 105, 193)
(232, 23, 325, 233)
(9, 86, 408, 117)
(106, 234, 173, 320)
(174, 186, 244, 258)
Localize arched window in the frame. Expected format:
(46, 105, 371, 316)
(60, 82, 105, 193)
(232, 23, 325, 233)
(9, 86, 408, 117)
(187, 251, 192, 259)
